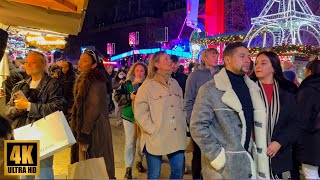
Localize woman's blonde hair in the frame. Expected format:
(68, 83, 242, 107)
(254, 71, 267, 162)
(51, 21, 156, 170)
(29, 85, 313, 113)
(126, 62, 148, 81)
(147, 51, 166, 79)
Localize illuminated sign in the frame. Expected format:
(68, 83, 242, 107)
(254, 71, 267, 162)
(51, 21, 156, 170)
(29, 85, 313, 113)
(111, 48, 196, 61)
(107, 43, 115, 55)
(103, 61, 117, 65)
(129, 32, 139, 46)
(25, 33, 66, 50)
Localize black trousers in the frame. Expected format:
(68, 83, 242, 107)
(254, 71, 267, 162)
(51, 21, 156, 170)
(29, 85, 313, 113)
(109, 94, 115, 113)
(192, 139, 202, 179)
(291, 143, 301, 180)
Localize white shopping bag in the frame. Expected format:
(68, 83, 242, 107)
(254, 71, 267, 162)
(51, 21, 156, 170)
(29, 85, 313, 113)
(14, 111, 76, 160)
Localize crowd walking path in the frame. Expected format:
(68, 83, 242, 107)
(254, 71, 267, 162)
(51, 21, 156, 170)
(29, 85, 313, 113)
(53, 117, 193, 179)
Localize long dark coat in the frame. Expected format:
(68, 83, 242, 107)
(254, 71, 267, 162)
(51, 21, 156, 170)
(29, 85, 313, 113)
(71, 68, 115, 179)
(295, 74, 320, 166)
(270, 85, 300, 175)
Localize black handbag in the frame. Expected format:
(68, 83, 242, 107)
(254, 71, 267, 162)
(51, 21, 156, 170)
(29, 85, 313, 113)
(114, 82, 131, 107)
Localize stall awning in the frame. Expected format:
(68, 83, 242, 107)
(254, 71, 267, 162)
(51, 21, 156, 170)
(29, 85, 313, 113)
(0, 0, 89, 35)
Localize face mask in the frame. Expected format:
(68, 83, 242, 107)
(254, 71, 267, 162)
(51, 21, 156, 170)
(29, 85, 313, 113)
(118, 74, 125, 79)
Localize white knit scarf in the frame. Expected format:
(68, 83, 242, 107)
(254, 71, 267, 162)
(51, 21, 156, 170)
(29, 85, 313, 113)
(258, 80, 281, 179)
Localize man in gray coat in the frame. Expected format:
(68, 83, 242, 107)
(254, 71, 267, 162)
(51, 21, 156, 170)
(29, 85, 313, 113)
(185, 48, 220, 179)
(190, 42, 270, 179)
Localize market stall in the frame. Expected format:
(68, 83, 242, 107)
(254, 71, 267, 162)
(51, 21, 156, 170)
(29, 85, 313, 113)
(0, 0, 90, 110)
(0, 0, 89, 35)
(0, 0, 90, 61)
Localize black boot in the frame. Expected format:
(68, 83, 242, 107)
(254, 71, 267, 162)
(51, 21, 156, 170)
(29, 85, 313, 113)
(124, 167, 133, 179)
(136, 161, 146, 173)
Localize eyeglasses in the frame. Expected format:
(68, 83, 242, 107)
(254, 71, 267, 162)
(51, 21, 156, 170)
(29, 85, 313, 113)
(84, 49, 101, 63)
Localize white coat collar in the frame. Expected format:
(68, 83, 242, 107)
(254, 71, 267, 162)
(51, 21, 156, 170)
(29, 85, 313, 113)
(214, 68, 264, 112)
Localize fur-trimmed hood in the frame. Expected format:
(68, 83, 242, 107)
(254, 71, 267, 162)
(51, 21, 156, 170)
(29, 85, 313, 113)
(71, 68, 106, 135)
(73, 68, 106, 100)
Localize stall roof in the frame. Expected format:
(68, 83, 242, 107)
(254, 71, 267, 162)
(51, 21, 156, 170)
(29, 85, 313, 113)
(0, 0, 89, 35)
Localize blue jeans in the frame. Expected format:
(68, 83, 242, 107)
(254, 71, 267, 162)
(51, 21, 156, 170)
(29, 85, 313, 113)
(143, 147, 185, 179)
(21, 156, 54, 179)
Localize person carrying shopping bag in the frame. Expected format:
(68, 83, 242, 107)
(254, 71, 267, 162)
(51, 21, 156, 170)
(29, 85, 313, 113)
(70, 49, 115, 179)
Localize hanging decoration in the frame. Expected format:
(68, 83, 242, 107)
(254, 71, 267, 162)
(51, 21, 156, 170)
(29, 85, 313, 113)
(190, 31, 248, 45)
(249, 44, 320, 58)
(25, 33, 66, 50)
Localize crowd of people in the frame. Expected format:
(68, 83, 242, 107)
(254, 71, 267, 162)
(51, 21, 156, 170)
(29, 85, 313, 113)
(1, 35, 320, 180)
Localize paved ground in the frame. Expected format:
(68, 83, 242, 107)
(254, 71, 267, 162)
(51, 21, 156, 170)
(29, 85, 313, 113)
(0, 96, 193, 179)
(53, 117, 193, 179)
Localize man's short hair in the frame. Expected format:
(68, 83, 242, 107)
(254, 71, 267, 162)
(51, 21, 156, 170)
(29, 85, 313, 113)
(223, 42, 248, 59)
(199, 48, 219, 64)
(28, 51, 46, 64)
(200, 48, 219, 60)
(170, 55, 179, 63)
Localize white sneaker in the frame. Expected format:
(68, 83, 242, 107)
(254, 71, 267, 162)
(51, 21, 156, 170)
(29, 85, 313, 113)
(184, 167, 188, 174)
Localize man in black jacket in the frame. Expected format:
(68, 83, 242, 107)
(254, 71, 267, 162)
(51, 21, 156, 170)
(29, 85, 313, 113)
(3, 51, 65, 179)
(171, 55, 188, 97)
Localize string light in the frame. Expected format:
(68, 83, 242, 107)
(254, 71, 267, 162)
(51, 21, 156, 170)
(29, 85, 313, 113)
(191, 34, 247, 45)
(249, 44, 320, 58)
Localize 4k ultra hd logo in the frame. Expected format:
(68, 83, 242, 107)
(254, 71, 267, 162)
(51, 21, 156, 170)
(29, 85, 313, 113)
(4, 140, 40, 176)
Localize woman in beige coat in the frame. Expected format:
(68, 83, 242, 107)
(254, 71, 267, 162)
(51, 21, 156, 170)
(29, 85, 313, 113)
(134, 51, 187, 179)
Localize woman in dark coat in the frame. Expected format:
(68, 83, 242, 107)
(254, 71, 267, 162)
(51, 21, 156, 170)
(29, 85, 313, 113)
(60, 61, 76, 116)
(296, 60, 320, 179)
(252, 51, 300, 178)
(71, 50, 115, 179)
